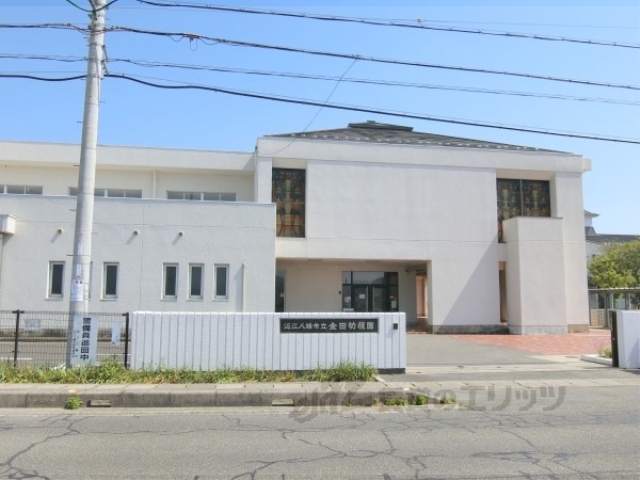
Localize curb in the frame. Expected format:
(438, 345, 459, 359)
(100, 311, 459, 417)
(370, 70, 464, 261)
(580, 355, 612, 366)
(0, 383, 438, 409)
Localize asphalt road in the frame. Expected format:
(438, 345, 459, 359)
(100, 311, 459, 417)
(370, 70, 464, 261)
(1, 384, 638, 479)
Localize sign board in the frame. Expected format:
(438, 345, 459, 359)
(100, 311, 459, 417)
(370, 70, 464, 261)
(23, 318, 42, 331)
(69, 316, 98, 366)
(280, 318, 378, 334)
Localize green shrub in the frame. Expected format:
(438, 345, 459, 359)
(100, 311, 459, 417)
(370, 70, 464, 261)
(64, 396, 83, 410)
(0, 360, 377, 384)
(384, 397, 408, 406)
(414, 394, 427, 405)
(599, 346, 613, 359)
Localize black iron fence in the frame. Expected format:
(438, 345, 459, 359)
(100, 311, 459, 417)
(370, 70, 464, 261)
(0, 310, 129, 368)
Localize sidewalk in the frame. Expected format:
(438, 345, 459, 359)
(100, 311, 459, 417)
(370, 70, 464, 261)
(1, 330, 634, 410)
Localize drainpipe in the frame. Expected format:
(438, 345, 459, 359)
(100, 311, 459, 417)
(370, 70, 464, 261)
(242, 262, 247, 312)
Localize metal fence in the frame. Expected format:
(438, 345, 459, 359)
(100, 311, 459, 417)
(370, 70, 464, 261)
(0, 310, 129, 368)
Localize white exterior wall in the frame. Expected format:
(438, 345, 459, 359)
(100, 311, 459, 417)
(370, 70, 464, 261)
(302, 160, 500, 330)
(553, 173, 590, 331)
(0, 195, 275, 313)
(257, 137, 590, 332)
(0, 141, 255, 200)
(1, 137, 592, 334)
(503, 217, 568, 334)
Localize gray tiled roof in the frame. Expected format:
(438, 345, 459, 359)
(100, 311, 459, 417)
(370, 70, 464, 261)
(586, 234, 640, 244)
(266, 121, 568, 153)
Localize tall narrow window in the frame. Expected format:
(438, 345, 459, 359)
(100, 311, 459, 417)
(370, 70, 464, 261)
(272, 168, 305, 237)
(189, 264, 204, 299)
(214, 265, 229, 299)
(103, 263, 118, 299)
(163, 264, 178, 299)
(49, 262, 64, 298)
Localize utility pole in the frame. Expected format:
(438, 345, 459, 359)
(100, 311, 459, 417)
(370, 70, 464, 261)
(66, 0, 107, 368)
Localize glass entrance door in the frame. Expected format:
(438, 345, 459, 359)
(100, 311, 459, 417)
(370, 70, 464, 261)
(353, 286, 368, 312)
(352, 285, 386, 312)
(342, 271, 399, 313)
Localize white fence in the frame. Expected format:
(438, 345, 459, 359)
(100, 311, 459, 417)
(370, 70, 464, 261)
(130, 312, 406, 372)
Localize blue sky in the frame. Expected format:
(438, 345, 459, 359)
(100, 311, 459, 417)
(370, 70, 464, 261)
(1, 0, 638, 234)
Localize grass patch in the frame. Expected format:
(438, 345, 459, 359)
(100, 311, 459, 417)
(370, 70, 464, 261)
(64, 396, 83, 410)
(599, 346, 612, 359)
(0, 360, 376, 384)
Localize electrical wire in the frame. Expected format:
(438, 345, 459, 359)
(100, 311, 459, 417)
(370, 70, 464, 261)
(4, 53, 637, 106)
(107, 25, 640, 91)
(1, 72, 638, 145)
(134, 0, 640, 50)
(3, 23, 639, 91)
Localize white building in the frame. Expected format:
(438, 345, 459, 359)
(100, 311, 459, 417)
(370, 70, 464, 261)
(0, 121, 592, 334)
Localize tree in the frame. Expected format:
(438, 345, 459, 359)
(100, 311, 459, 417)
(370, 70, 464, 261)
(588, 240, 640, 289)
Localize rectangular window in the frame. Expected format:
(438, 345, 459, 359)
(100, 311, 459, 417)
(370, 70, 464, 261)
(103, 263, 118, 299)
(49, 262, 64, 298)
(69, 187, 142, 198)
(168, 191, 236, 202)
(214, 265, 229, 299)
(272, 168, 306, 237)
(2, 185, 43, 195)
(163, 264, 178, 299)
(497, 179, 550, 241)
(189, 264, 204, 299)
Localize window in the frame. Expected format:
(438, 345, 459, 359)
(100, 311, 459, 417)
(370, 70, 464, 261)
(497, 179, 550, 241)
(69, 187, 142, 198)
(103, 263, 118, 299)
(2, 185, 42, 195)
(48, 262, 65, 298)
(163, 264, 178, 299)
(214, 265, 229, 299)
(272, 168, 305, 237)
(167, 191, 236, 201)
(189, 264, 204, 299)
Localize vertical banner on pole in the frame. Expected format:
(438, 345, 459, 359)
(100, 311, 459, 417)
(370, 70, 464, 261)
(70, 316, 98, 366)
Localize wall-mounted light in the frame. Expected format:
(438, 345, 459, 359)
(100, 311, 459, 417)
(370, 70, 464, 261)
(178, 231, 184, 236)
(56, 228, 63, 234)
(133, 229, 139, 235)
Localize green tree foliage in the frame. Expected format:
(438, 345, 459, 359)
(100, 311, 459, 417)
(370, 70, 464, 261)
(588, 240, 640, 288)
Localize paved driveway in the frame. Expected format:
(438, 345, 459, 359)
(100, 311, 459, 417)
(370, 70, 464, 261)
(407, 330, 611, 366)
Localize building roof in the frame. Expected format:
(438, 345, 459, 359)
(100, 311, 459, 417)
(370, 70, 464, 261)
(586, 234, 640, 244)
(266, 121, 569, 153)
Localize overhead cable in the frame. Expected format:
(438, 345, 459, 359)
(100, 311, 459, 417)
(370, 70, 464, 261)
(2, 72, 638, 145)
(134, 0, 640, 49)
(2, 53, 638, 106)
(2, 23, 639, 90)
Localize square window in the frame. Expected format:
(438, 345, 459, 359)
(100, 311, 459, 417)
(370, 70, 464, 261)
(103, 263, 118, 299)
(214, 265, 229, 299)
(163, 264, 178, 299)
(189, 264, 204, 299)
(49, 262, 64, 298)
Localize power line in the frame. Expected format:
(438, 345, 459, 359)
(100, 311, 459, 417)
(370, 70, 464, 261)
(3, 23, 639, 91)
(134, 0, 640, 50)
(105, 26, 640, 91)
(2, 72, 638, 145)
(2, 53, 638, 106)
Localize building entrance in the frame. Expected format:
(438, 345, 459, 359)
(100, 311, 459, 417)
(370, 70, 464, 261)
(342, 271, 399, 313)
